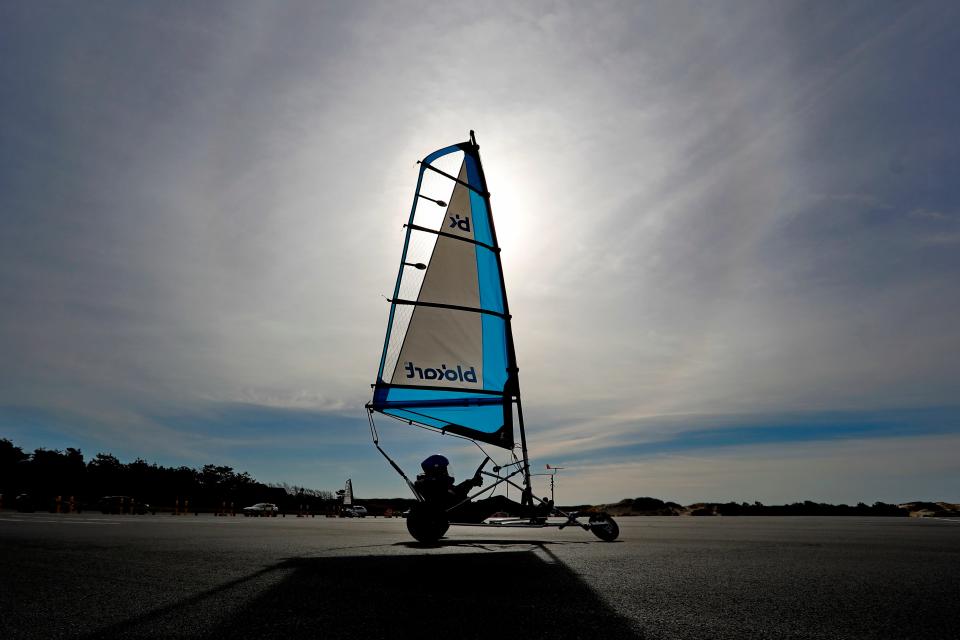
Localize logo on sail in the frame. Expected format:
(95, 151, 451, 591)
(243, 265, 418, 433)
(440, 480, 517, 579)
(404, 362, 477, 384)
(449, 214, 470, 233)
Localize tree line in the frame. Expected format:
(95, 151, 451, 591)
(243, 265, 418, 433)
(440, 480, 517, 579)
(0, 438, 334, 513)
(605, 496, 910, 516)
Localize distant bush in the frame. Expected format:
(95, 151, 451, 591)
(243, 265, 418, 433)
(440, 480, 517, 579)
(600, 496, 913, 517)
(631, 497, 667, 511)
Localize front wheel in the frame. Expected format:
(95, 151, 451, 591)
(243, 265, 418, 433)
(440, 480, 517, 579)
(589, 513, 620, 541)
(406, 503, 449, 544)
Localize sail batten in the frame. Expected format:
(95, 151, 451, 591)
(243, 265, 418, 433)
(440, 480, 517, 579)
(405, 223, 500, 252)
(389, 298, 509, 319)
(370, 135, 517, 449)
(421, 161, 489, 196)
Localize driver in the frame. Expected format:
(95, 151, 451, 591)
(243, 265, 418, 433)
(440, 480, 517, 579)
(414, 454, 482, 508)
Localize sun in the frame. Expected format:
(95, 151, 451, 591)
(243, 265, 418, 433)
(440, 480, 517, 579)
(483, 155, 534, 279)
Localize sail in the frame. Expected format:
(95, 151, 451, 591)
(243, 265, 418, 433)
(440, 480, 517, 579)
(370, 134, 518, 449)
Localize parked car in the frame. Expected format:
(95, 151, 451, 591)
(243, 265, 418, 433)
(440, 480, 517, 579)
(344, 506, 368, 518)
(483, 511, 513, 523)
(15, 493, 35, 513)
(242, 502, 279, 516)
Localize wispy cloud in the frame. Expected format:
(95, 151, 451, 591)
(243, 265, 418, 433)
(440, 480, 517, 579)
(561, 432, 960, 504)
(2, 1, 959, 499)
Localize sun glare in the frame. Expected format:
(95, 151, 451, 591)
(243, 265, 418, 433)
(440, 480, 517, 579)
(485, 155, 534, 281)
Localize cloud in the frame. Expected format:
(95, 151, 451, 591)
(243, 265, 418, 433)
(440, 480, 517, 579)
(561, 432, 960, 505)
(2, 1, 959, 499)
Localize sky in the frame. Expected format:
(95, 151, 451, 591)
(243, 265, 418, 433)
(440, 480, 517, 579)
(2, 0, 959, 505)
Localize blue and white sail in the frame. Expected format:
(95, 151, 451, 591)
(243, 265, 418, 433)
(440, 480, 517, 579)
(370, 133, 518, 449)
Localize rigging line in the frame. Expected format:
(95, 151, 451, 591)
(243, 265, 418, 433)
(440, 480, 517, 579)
(376, 409, 513, 455)
(470, 439, 515, 476)
(471, 439, 507, 476)
(472, 439, 494, 463)
(419, 161, 490, 197)
(367, 410, 421, 499)
(405, 223, 500, 253)
(389, 298, 510, 320)
(376, 409, 494, 446)
(367, 407, 380, 444)
(382, 403, 478, 434)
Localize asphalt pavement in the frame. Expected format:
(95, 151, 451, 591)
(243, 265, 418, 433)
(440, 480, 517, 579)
(1, 513, 957, 639)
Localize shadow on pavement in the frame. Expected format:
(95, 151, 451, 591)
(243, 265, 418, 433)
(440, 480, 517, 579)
(392, 537, 595, 549)
(206, 550, 641, 639)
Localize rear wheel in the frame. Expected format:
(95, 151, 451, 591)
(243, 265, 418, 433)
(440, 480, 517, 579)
(406, 503, 449, 544)
(589, 513, 620, 541)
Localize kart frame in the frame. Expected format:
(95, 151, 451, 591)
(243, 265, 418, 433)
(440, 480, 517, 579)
(367, 410, 619, 543)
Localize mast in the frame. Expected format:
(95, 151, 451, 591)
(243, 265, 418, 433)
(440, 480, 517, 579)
(467, 130, 534, 509)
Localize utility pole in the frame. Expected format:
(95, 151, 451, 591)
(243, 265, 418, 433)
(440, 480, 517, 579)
(545, 464, 565, 504)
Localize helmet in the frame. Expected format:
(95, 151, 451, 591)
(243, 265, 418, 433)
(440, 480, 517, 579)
(421, 454, 449, 472)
